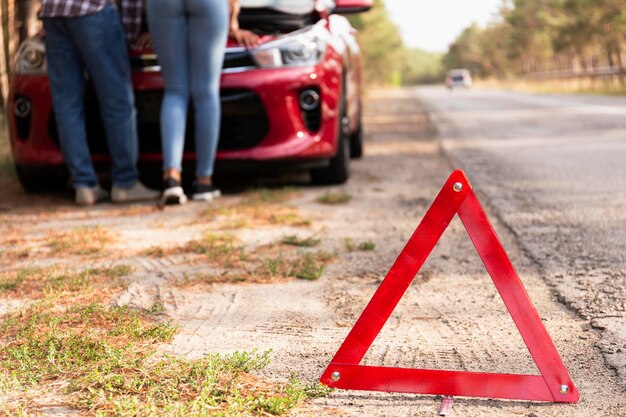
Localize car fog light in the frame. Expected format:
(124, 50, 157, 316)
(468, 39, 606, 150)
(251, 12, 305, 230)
(14, 97, 32, 118)
(299, 89, 320, 111)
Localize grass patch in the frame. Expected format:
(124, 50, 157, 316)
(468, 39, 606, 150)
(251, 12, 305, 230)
(240, 188, 301, 205)
(200, 187, 311, 229)
(46, 226, 115, 256)
(345, 239, 376, 252)
(281, 234, 321, 248)
(257, 251, 333, 281)
(180, 246, 335, 286)
(0, 264, 132, 299)
(0, 301, 327, 416)
(317, 191, 352, 205)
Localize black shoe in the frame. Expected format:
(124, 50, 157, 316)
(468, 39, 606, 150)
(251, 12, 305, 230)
(192, 182, 221, 202)
(161, 177, 187, 205)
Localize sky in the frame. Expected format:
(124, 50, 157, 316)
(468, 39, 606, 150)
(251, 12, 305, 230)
(385, 0, 504, 52)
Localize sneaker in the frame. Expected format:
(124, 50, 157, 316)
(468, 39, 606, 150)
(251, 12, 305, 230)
(161, 177, 187, 205)
(111, 181, 160, 203)
(192, 182, 221, 202)
(75, 185, 109, 206)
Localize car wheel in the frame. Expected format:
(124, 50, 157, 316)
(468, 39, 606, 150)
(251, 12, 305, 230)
(349, 125, 363, 159)
(15, 165, 70, 193)
(311, 89, 350, 185)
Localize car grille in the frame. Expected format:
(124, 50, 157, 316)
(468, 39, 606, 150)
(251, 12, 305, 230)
(48, 89, 269, 155)
(130, 49, 257, 71)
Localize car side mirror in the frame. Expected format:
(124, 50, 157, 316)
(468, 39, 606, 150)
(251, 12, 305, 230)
(331, 0, 374, 14)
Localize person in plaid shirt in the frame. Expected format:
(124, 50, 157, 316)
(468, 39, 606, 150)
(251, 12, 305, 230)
(39, 0, 159, 205)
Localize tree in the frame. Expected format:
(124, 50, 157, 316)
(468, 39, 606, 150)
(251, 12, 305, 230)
(0, 0, 40, 108)
(348, 0, 405, 86)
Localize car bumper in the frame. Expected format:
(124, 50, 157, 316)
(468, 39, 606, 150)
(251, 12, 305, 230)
(8, 56, 342, 168)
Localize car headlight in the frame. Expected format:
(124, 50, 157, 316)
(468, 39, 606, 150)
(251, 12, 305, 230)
(16, 38, 47, 75)
(252, 26, 327, 68)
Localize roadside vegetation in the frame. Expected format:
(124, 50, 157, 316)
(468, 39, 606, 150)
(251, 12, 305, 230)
(317, 191, 351, 205)
(446, 0, 626, 94)
(351, 0, 626, 94)
(201, 188, 310, 229)
(0, 263, 331, 415)
(167, 234, 334, 285)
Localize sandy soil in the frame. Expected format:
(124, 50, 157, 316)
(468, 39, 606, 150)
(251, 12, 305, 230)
(0, 89, 623, 416)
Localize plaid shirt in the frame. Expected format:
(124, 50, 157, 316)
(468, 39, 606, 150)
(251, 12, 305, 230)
(39, 0, 143, 43)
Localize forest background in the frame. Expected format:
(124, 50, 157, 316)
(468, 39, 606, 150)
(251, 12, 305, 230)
(1, 0, 626, 110)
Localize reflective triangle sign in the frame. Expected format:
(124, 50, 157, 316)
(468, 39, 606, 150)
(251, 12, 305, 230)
(320, 170, 579, 403)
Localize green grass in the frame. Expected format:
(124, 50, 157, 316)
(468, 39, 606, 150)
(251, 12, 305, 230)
(317, 191, 352, 205)
(0, 289, 327, 415)
(185, 233, 245, 267)
(259, 251, 332, 281)
(345, 239, 376, 252)
(281, 234, 321, 248)
(0, 264, 133, 297)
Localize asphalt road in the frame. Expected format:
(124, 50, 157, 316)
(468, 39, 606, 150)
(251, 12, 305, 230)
(417, 86, 626, 388)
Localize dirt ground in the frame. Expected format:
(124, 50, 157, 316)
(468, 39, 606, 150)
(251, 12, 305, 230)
(1, 89, 624, 416)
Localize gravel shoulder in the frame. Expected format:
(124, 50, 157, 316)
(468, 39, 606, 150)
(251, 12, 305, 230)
(0, 89, 623, 416)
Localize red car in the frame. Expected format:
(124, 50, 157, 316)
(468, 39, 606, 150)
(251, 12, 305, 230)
(7, 0, 372, 191)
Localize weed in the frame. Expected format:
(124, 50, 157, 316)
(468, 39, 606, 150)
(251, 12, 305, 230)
(185, 233, 245, 266)
(281, 234, 321, 248)
(345, 238, 376, 252)
(142, 246, 166, 257)
(257, 251, 332, 281)
(317, 191, 352, 205)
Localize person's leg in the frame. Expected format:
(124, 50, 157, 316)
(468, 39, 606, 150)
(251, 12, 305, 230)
(42, 18, 98, 189)
(187, 0, 228, 182)
(68, 5, 139, 189)
(147, 0, 190, 179)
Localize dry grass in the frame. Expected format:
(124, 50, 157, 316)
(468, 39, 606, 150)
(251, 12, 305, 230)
(176, 240, 335, 286)
(46, 225, 115, 256)
(0, 264, 133, 301)
(200, 188, 311, 229)
(480, 78, 626, 96)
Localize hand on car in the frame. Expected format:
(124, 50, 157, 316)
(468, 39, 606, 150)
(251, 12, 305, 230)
(230, 29, 261, 49)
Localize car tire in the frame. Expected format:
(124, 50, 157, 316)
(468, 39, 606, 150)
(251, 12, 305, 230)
(15, 165, 70, 193)
(311, 86, 350, 185)
(349, 125, 363, 159)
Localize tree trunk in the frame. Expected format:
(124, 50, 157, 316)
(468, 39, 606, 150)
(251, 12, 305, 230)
(0, 0, 40, 109)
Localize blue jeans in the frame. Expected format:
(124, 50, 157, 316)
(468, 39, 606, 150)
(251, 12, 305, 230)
(43, 5, 138, 189)
(147, 0, 228, 178)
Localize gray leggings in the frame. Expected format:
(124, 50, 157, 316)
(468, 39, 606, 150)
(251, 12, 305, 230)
(147, 0, 228, 177)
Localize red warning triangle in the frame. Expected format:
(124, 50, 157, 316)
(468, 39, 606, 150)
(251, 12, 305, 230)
(320, 170, 579, 403)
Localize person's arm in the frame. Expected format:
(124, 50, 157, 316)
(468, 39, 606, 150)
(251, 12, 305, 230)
(120, 0, 143, 44)
(228, 0, 261, 49)
(228, 0, 241, 35)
